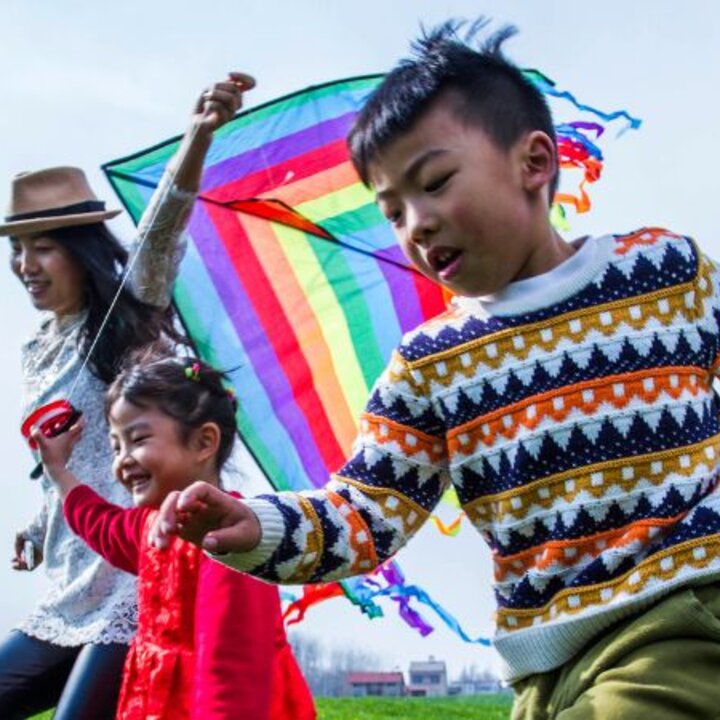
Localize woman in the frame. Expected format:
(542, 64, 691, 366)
(0, 72, 254, 720)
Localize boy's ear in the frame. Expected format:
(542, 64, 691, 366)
(192, 422, 221, 462)
(521, 131, 557, 198)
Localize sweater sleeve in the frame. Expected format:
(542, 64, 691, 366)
(192, 554, 280, 719)
(63, 485, 150, 575)
(126, 168, 194, 308)
(213, 349, 450, 584)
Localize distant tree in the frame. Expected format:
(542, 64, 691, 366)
(289, 632, 384, 696)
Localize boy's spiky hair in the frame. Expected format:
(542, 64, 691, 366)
(348, 18, 559, 197)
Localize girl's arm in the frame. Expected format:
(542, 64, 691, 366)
(128, 73, 254, 308)
(63, 485, 149, 576)
(33, 424, 148, 574)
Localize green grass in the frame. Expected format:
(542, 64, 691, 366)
(32, 693, 513, 719)
(315, 694, 513, 719)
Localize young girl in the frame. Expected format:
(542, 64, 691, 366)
(33, 354, 316, 720)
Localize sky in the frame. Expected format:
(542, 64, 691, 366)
(1, 0, 720, 683)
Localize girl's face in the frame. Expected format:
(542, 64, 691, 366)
(9, 233, 86, 316)
(108, 397, 203, 508)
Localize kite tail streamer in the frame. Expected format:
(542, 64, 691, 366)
(282, 561, 490, 645)
(524, 69, 642, 133)
(430, 512, 464, 536)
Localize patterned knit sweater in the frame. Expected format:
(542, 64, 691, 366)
(218, 228, 720, 681)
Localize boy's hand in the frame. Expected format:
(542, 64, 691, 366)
(193, 72, 255, 133)
(150, 481, 262, 554)
(31, 418, 83, 478)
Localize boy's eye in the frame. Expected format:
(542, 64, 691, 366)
(381, 207, 403, 225)
(131, 435, 149, 445)
(424, 173, 452, 193)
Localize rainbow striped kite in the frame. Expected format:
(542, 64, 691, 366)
(103, 73, 639, 641)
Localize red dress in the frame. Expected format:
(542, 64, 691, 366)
(64, 485, 316, 720)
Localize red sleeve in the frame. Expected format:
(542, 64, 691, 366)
(63, 484, 151, 575)
(192, 554, 280, 719)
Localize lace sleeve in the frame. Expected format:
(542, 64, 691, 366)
(127, 170, 195, 308)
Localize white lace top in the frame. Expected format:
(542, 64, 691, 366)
(17, 175, 194, 646)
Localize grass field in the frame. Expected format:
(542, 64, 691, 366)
(315, 694, 513, 719)
(32, 694, 513, 719)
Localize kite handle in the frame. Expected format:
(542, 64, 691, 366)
(21, 400, 83, 479)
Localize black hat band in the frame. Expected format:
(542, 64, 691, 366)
(6, 200, 107, 223)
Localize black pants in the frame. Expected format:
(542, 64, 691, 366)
(0, 630, 128, 719)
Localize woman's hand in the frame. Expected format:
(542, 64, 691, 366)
(12, 533, 42, 571)
(171, 71, 255, 191)
(193, 72, 255, 134)
(150, 481, 261, 554)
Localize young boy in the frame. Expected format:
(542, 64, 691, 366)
(152, 20, 720, 718)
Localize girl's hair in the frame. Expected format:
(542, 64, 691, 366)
(46, 222, 185, 384)
(106, 353, 238, 471)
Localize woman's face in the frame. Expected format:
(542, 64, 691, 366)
(9, 233, 86, 316)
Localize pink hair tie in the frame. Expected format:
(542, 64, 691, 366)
(184, 362, 201, 382)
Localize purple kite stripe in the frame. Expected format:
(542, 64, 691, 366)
(202, 111, 357, 194)
(188, 202, 331, 485)
(374, 245, 428, 333)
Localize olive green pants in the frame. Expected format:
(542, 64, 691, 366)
(511, 582, 720, 720)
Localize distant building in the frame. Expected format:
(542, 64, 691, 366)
(345, 671, 406, 697)
(449, 678, 504, 696)
(407, 656, 448, 697)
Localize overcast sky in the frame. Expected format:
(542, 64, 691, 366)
(1, 0, 719, 680)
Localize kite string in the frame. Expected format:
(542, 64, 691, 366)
(66, 120, 206, 403)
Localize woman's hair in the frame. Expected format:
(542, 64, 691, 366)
(106, 353, 238, 471)
(46, 222, 185, 384)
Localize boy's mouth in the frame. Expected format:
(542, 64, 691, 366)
(427, 247, 462, 278)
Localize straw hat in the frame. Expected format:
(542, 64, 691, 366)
(0, 166, 121, 236)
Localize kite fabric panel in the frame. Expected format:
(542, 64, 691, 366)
(103, 72, 639, 643)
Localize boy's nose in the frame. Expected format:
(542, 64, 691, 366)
(407, 204, 439, 245)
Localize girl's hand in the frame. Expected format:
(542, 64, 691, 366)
(150, 481, 261, 554)
(192, 72, 255, 134)
(31, 418, 84, 479)
(32, 420, 84, 498)
(12, 533, 42, 571)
